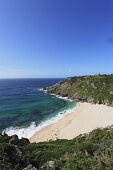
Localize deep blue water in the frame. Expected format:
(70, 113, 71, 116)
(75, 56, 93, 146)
(0, 78, 76, 138)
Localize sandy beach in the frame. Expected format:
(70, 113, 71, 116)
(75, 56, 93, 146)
(29, 102, 113, 143)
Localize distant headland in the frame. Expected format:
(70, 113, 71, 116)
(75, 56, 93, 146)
(45, 74, 113, 107)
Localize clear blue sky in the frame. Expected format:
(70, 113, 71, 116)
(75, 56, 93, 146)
(0, 0, 113, 78)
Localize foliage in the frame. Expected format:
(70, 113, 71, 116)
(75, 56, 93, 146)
(0, 126, 113, 169)
(46, 74, 113, 105)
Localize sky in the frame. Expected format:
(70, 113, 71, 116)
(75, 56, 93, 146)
(0, 0, 113, 78)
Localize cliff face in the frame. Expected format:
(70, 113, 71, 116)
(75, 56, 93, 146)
(45, 74, 113, 106)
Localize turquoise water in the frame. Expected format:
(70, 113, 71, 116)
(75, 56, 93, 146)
(0, 79, 76, 138)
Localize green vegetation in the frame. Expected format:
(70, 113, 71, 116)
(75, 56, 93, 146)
(0, 126, 113, 169)
(46, 74, 113, 106)
(0, 74, 113, 169)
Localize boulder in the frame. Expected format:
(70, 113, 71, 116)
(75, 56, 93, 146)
(48, 161, 54, 168)
(87, 97, 95, 104)
(110, 91, 113, 94)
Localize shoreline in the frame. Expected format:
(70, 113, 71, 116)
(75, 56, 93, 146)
(3, 95, 77, 139)
(29, 102, 113, 143)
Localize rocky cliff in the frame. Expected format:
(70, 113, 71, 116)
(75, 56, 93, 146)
(45, 74, 113, 106)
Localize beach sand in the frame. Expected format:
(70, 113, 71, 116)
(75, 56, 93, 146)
(29, 102, 113, 143)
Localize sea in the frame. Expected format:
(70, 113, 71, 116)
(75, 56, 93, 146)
(0, 78, 77, 139)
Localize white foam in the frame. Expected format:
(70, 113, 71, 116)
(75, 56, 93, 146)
(43, 90, 73, 102)
(43, 89, 47, 93)
(27, 88, 43, 95)
(55, 95, 73, 102)
(32, 88, 43, 92)
(2, 104, 78, 139)
(38, 88, 43, 91)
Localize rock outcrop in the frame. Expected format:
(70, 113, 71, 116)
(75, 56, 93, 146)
(45, 75, 113, 107)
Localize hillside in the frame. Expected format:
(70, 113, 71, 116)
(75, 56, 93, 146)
(0, 126, 113, 169)
(45, 74, 113, 106)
